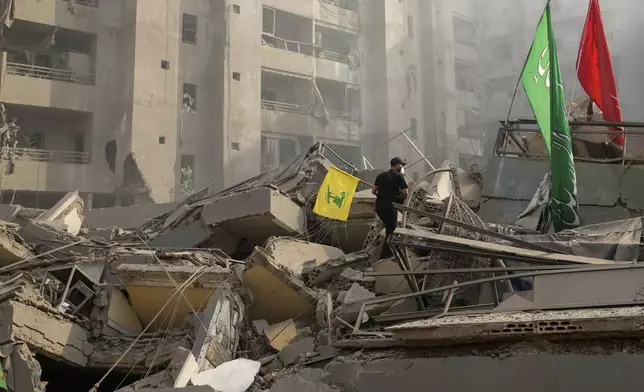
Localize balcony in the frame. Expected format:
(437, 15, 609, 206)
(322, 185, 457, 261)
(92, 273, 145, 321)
(456, 90, 480, 110)
(0, 150, 112, 193)
(2, 63, 95, 112)
(261, 102, 359, 141)
(262, 40, 314, 76)
(14, 0, 100, 34)
(315, 4, 359, 32)
(454, 42, 478, 65)
(320, 0, 357, 11)
(4, 148, 90, 164)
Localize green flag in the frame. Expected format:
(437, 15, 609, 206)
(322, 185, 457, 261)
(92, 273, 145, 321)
(520, 1, 579, 231)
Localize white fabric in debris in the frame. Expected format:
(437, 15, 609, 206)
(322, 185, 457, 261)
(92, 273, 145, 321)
(191, 358, 261, 392)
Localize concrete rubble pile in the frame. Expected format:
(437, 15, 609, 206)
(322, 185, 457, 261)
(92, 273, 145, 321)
(0, 143, 643, 391)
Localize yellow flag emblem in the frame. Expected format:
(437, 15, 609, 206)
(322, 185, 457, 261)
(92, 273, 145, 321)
(313, 166, 359, 221)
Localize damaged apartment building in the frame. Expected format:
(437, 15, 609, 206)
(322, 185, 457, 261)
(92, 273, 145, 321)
(0, 0, 484, 209)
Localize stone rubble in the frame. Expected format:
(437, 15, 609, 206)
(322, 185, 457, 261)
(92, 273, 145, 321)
(0, 143, 638, 392)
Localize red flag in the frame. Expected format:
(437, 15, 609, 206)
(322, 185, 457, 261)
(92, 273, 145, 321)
(576, 0, 624, 146)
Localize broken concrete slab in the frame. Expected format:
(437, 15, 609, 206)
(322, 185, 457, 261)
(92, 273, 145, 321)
(303, 251, 370, 287)
(326, 219, 374, 253)
(340, 268, 375, 286)
(387, 307, 644, 345)
(243, 247, 318, 324)
(191, 358, 260, 392)
(191, 283, 244, 370)
(0, 223, 33, 267)
(278, 337, 316, 366)
(265, 237, 344, 277)
(37, 191, 85, 235)
(6, 343, 43, 392)
(104, 288, 143, 336)
(261, 356, 284, 375)
(343, 284, 375, 305)
(264, 319, 297, 351)
(0, 293, 93, 366)
(201, 187, 305, 246)
(116, 263, 237, 331)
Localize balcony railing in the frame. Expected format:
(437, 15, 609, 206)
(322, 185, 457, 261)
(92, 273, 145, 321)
(262, 34, 313, 56)
(261, 100, 311, 115)
(328, 110, 354, 121)
(3, 148, 91, 164)
(6, 62, 95, 85)
(320, 0, 357, 11)
(315, 48, 350, 64)
(75, 0, 100, 8)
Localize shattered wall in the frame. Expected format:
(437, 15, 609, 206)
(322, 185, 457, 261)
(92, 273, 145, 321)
(479, 156, 644, 226)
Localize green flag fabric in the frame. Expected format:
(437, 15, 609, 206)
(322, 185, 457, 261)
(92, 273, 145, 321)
(521, 10, 552, 152)
(520, 1, 579, 231)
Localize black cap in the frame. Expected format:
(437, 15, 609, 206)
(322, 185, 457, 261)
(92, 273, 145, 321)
(390, 157, 407, 167)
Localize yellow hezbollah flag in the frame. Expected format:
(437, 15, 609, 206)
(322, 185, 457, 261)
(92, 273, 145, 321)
(313, 166, 359, 221)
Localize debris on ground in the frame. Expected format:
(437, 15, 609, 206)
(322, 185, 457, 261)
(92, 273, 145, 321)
(0, 143, 642, 391)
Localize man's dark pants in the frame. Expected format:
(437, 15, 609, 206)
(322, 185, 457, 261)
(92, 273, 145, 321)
(375, 201, 397, 258)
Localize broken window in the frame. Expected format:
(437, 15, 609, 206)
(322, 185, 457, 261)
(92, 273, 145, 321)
(316, 78, 360, 122)
(260, 133, 302, 171)
(315, 24, 358, 64)
(261, 70, 311, 114)
(262, 8, 313, 55)
(453, 14, 478, 46)
(180, 154, 196, 197)
(183, 83, 197, 113)
(182, 14, 197, 44)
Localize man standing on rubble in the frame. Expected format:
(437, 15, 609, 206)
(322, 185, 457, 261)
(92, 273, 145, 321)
(372, 157, 409, 258)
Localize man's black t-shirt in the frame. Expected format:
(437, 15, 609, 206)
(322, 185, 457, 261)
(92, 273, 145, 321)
(374, 169, 408, 206)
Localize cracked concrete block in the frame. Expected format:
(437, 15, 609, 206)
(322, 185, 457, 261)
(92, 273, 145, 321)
(192, 283, 245, 371)
(37, 191, 85, 235)
(482, 157, 549, 200)
(322, 362, 362, 392)
(0, 229, 33, 268)
(261, 357, 284, 375)
(622, 166, 644, 210)
(244, 247, 318, 324)
(579, 206, 631, 226)
(575, 162, 624, 206)
(1, 299, 92, 366)
(201, 187, 305, 246)
(265, 238, 345, 277)
(278, 337, 316, 366)
(265, 319, 297, 351)
(343, 284, 375, 305)
(6, 344, 43, 392)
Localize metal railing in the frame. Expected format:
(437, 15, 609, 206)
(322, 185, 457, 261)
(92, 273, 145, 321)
(493, 119, 644, 164)
(6, 62, 95, 85)
(315, 49, 350, 64)
(262, 34, 313, 56)
(75, 0, 100, 8)
(328, 110, 354, 121)
(320, 0, 358, 11)
(3, 148, 91, 164)
(261, 99, 311, 115)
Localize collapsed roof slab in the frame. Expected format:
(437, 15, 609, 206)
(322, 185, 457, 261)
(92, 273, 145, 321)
(0, 227, 33, 267)
(0, 296, 93, 367)
(387, 307, 644, 345)
(116, 264, 238, 332)
(244, 247, 318, 324)
(201, 187, 305, 246)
